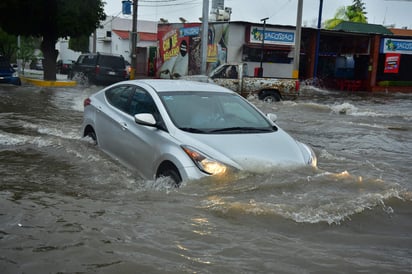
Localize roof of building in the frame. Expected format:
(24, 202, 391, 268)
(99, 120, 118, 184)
(333, 21, 393, 35)
(389, 28, 412, 37)
(113, 30, 157, 41)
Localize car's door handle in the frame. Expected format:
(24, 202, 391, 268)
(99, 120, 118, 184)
(120, 121, 128, 130)
(97, 105, 102, 112)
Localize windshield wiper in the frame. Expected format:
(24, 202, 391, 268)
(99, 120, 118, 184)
(209, 127, 274, 133)
(178, 127, 208, 133)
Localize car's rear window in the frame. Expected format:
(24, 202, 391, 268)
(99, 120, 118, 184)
(99, 56, 125, 69)
(79, 55, 96, 65)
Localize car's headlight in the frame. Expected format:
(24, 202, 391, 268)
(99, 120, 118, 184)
(298, 142, 317, 168)
(181, 145, 227, 175)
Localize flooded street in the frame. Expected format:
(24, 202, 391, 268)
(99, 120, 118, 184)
(1, 83, 411, 273)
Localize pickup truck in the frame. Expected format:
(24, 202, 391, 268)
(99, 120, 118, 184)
(180, 63, 300, 102)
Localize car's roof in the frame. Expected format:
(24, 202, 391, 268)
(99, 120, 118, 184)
(82, 52, 124, 58)
(130, 79, 233, 94)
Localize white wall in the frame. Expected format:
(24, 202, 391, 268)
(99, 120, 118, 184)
(56, 39, 81, 61)
(226, 22, 294, 78)
(91, 16, 157, 61)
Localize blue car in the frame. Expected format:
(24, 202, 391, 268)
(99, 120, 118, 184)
(0, 56, 21, 86)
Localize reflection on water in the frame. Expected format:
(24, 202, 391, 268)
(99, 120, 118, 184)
(1, 84, 412, 273)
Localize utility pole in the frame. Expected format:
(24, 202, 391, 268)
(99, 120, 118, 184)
(259, 17, 269, 77)
(130, 0, 138, 79)
(313, 0, 324, 80)
(200, 0, 209, 75)
(292, 0, 303, 79)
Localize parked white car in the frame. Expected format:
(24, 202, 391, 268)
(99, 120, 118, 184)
(82, 79, 316, 185)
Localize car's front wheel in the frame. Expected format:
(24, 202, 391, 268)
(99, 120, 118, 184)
(156, 162, 182, 187)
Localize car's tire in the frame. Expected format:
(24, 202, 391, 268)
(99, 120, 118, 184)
(73, 72, 89, 85)
(156, 162, 182, 187)
(84, 127, 97, 145)
(261, 91, 281, 103)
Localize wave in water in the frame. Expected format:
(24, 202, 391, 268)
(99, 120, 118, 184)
(196, 169, 405, 225)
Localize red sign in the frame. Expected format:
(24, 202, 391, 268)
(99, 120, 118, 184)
(384, 53, 401, 73)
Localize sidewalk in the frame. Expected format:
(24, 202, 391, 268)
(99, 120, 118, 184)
(20, 69, 76, 87)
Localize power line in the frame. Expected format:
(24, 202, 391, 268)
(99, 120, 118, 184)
(139, 0, 200, 7)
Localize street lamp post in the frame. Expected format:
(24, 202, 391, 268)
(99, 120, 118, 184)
(259, 17, 269, 77)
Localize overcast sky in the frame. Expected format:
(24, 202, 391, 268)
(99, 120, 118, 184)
(104, 0, 411, 29)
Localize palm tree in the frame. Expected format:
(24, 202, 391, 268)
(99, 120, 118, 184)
(324, 0, 368, 29)
(347, 0, 368, 22)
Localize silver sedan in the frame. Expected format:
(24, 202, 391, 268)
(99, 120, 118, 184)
(82, 79, 317, 185)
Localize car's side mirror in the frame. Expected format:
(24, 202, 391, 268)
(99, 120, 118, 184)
(135, 113, 156, 126)
(267, 113, 277, 123)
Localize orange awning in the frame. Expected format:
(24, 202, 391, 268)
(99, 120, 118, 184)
(113, 30, 157, 41)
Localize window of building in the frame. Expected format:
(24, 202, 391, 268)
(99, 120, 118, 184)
(242, 46, 293, 64)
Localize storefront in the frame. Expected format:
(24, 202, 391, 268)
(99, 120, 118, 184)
(240, 25, 295, 77)
(155, 21, 297, 79)
(375, 36, 412, 91)
(154, 21, 411, 92)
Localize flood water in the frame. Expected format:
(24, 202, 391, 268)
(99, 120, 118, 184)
(1, 83, 411, 273)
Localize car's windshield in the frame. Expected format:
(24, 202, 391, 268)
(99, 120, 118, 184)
(160, 92, 275, 133)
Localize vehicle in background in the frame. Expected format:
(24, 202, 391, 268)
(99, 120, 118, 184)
(82, 79, 316, 186)
(69, 52, 128, 85)
(57, 59, 75, 74)
(180, 63, 300, 102)
(0, 55, 21, 86)
(29, 57, 44, 70)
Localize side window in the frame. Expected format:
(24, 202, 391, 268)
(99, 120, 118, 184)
(105, 85, 135, 112)
(214, 65, 229, 78)
(128, 87, 158, 116)
(77, 55, 85, 64)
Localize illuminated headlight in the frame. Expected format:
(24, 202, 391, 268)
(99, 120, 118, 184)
(181, 145, 227, 175)
(298, 142, 317, 167)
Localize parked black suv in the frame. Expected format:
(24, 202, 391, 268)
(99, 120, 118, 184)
(69, 53, 128, 85)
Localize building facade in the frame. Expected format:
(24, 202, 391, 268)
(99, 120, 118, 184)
(56, 17, 411, 91)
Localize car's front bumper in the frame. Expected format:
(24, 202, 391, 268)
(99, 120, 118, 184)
(0, 76, 21, 86)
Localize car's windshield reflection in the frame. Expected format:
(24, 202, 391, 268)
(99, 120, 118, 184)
(160, 92, 275, 134)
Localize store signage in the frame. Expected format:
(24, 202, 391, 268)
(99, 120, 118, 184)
(381, 38, 412, 55)
(250, 27, 295, 45)
(384, 53, 401, 73)
(179, 27, 200, 37)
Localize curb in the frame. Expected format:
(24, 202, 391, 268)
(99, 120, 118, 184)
(21, 76, 77, 87)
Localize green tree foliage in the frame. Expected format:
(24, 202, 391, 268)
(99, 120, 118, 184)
(324, 6, 348, 30)
(0, 0, 106, 80)
(0, 28, 17, 61)
(18, 37, 41, 73)
(324, 0, 368, 29)
(69, 35, 90, 53)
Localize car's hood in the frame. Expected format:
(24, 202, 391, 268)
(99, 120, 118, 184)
(174, 128, 308, 172)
